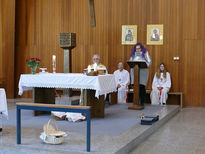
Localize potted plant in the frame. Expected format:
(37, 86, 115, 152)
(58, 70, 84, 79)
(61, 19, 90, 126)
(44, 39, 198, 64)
(26, 58, 41, 74)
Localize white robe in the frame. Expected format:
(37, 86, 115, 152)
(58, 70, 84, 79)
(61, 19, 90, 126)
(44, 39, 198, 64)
(114, 69, 130, 103)
(0, 88, 8, 118)
(150, 72, 171, 105)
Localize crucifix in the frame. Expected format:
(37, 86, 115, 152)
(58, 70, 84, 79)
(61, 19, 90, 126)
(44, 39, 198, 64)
(88, 0, 96, 27)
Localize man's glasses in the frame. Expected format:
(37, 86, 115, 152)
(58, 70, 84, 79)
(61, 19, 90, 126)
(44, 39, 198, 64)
(136, 48, 141, 50)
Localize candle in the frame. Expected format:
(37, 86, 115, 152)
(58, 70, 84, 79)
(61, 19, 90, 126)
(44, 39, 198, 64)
(52, 55, 56, 73)
(52, 55, 56, 64)
(88, 65, 91, 73)
(93, 63, 97, 71)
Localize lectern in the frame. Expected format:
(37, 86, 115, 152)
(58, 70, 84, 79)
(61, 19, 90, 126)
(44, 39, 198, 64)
(127, 60, 147, 110)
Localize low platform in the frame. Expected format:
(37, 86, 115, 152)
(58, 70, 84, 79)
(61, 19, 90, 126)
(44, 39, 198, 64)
(1, 103, 180, 154)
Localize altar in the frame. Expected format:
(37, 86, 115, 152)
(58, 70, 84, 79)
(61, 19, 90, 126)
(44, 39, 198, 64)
(18, 73, 116, 117)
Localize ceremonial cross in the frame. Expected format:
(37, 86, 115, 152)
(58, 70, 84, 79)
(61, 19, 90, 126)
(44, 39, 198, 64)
(88, 0, 96, 27)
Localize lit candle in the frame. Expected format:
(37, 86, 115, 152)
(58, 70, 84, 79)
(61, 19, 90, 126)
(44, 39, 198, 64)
(52, 55, 56, 73)
(93, 63, 97, 71)
(88, 65, 91, 73)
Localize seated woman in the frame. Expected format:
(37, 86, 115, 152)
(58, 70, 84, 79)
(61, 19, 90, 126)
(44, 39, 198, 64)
(150, 63, 171, 105)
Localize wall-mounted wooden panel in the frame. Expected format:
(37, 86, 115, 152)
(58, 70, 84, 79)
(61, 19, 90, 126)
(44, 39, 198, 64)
(183, 0, 198, 40)
(183, 40, 205, 107)
(198, 0, 205, 40)
(0, 3, 2, 78)
(14, 0, 205, 106)
(0, 0, 15, 98)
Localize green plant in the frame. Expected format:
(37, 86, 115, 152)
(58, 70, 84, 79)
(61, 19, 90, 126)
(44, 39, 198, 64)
(26, 58, 40, 67)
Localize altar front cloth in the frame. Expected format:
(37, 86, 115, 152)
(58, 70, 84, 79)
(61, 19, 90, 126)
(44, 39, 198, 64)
(18, 73, 116, 98)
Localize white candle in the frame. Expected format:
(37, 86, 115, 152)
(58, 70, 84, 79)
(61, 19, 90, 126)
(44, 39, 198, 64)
(93, 63, 97, 71)
(52, 55, 56, 64)
(88, 65, 91, 73)
(52, 55, 56, 73)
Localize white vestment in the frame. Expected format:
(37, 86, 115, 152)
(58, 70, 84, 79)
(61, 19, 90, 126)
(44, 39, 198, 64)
(150, 72, 171, 105)
(114, 69, 130, 103)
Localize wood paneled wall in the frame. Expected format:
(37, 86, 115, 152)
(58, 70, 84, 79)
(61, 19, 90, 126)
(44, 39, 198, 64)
(0, 3, 2, 78)
(0, 0, 15, 98)
(13, 0, 205, 106)
(182, 40, 205, 107)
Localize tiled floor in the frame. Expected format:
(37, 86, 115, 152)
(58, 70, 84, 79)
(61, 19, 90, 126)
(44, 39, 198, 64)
(130, 108, 205, 154)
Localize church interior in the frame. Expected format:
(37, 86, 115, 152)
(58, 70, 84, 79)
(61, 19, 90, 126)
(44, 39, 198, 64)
(0, 0, 205, 153)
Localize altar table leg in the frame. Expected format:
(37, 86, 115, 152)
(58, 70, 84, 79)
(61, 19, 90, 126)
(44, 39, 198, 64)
(86, 90, 104, 118)
(33, 88, 55, 116)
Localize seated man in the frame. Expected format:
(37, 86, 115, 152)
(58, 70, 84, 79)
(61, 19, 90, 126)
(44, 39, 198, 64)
(114, 62, 130, 104)
(150, 63, 171, 105)
(89, 54, 107, 73)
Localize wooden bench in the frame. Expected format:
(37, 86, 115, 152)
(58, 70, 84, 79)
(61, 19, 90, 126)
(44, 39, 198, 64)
(16, 103, 91, 152)
(128, 89, 183, 108)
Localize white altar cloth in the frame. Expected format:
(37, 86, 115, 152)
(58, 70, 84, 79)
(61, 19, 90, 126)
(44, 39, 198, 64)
(0, 88, 8, 118)
(18, 73, 116, 98)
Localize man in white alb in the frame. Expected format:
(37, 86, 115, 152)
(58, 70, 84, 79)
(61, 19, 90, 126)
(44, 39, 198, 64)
(114, 62, 130, 104)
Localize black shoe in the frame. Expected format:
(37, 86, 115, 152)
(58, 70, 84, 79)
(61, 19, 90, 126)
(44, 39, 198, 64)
(162, 103, 166, 105)
(0, 128, 2, 132)
(140, 103, 144, 106)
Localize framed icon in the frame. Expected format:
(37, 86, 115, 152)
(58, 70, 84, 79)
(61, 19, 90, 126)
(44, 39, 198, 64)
(147, 24, 163, 45)
(122, 25, 137, 45)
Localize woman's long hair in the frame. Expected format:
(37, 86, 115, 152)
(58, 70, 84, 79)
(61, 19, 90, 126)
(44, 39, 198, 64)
(130, 42, 147, 58)
(156, 63, 167, 79)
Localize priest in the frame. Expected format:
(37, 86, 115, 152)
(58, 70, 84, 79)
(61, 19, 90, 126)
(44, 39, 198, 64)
(114, 62, 130, 103)
(89, 54, 107, 73)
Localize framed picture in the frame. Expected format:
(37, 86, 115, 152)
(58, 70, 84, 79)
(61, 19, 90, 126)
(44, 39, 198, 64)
(122, 25, 137, 45)
(147, 24, 163, 45)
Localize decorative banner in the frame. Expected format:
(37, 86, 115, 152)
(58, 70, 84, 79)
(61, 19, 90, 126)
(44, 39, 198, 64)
(147, 24, 163, 45)
(122, 25, 137, 45)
